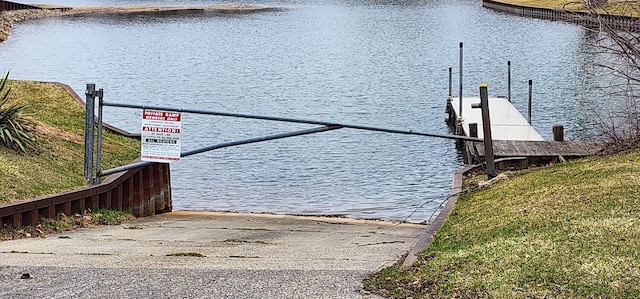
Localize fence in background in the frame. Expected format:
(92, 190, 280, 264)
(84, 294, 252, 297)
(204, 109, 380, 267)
(0, 0, 41, 11)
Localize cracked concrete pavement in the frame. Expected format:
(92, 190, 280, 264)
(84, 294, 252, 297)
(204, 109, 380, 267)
(0, 211, 426, 298)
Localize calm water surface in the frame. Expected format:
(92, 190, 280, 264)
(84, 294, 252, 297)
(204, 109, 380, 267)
(0, 0, 608, 222)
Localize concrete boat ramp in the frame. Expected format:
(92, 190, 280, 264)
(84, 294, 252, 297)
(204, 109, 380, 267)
(0, 211, 424, 298)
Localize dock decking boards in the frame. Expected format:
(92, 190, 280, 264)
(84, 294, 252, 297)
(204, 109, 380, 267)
(447, 96, 602, 165)
(467, 140, 603, 158)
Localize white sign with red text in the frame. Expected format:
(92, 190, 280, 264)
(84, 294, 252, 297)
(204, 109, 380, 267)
(141, 109, 182, 163)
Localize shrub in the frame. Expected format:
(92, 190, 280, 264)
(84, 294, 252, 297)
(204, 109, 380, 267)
(0, 72, 36, 152)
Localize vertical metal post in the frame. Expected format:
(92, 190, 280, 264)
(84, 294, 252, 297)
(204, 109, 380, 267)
(458, 42, 463, 118)
(448, 67, 452, 97)
(507, 61, 511, 102)
(469, 123, 478, 138)
(528, 79, 533, 124)
(94, 88, 104, 184)
(84, 84, 96, 182)
(479, 84, 496, 179)
(446, 67, 453, 118)
(553, 124, 564, 141)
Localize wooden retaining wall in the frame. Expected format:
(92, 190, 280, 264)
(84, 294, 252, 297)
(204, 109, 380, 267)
(0, 0, 41, 12)
(483, 0, 640, 29)
(0, 162, 171, 227)
(0, 82, 171, 227)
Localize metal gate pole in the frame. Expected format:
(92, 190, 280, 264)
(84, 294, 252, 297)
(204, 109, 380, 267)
(83, 84, 96, 182)
(93, 88, 104, 184)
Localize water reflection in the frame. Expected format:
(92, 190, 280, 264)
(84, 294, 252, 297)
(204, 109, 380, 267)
(0, 0, 613, 222)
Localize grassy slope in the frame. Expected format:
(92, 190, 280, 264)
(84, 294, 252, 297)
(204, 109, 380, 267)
(498, 0, 581, 9)
(494, 0, 640, 15)
(0, 81, 139, 204)
(365, 150, 640, 298)
(364, 2, 640, 297)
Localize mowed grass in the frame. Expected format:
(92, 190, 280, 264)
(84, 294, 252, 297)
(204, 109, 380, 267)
(0, 81, 140, 204)
(495, 0, 640, 15)
(365, 149, 640, 298)
(498, 0, 583, 9)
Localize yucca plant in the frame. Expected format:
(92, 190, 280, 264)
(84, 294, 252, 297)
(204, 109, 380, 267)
(0, 72, 36, 152)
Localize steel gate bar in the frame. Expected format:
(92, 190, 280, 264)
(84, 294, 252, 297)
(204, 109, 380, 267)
(98, 125, 342, 177)
(102, 101, 482, 142)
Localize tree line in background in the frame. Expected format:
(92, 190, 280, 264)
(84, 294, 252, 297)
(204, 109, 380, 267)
(575, 0, 640, 149)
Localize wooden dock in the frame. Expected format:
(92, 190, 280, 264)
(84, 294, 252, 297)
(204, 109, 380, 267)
(448, 96, 543, 141)
(467, 139, 602, 160)
(446, 96, 602, 167)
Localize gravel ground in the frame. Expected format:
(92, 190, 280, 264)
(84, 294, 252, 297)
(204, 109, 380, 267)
(0, 266, 378, 299)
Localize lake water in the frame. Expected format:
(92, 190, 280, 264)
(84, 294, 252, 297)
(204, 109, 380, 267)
(0, 0, 609, 222)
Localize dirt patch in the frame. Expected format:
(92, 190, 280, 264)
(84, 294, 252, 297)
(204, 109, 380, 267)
(32, 120, 83, 145)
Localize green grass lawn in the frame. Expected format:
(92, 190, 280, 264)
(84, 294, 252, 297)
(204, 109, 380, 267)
(0, 80, 140, 204)
(365, 150, 640, 298)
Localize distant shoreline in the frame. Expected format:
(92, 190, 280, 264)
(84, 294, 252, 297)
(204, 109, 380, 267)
(0, 5, 279, 42)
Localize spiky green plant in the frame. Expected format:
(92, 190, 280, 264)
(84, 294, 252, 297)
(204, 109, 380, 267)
(0, 72, 36, 152)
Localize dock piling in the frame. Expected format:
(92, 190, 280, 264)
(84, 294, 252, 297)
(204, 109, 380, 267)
(507, 61, 511, 102)
(469, 123, 478, 138)
(448, 67, 452, 97)
(458, 42, 463, 118)
(528, 79, 533, 124)
(553, 125, 564, 141)
(456, 118, 464, 135)
(473, 84, 497, 179)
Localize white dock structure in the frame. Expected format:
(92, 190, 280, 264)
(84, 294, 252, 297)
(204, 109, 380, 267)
(447, 96, 543, 141)
(446, 95, 602, 168)
(445, 43, 601, 169)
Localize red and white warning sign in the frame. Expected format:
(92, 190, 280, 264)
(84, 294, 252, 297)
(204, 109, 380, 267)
(141, 109, 182, 163)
